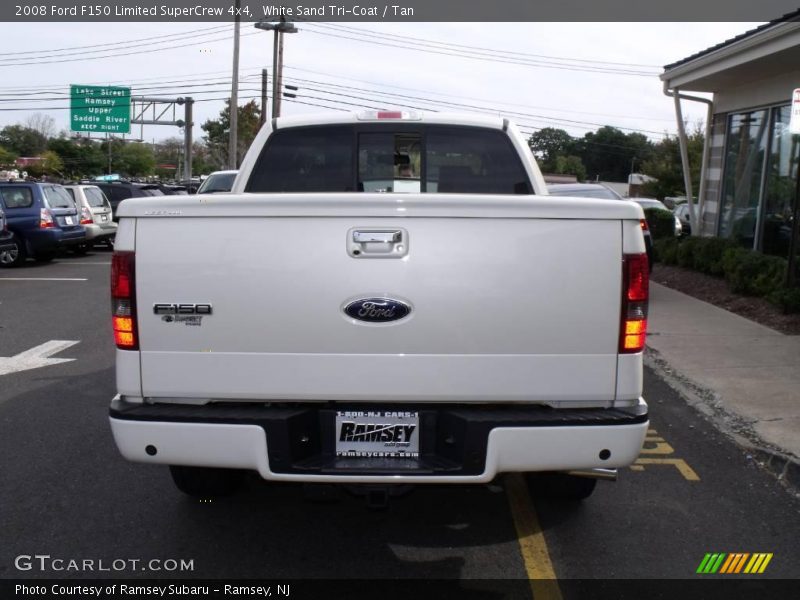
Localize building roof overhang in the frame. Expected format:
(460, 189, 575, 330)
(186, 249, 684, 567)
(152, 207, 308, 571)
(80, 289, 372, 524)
(661, 20, 800, 92)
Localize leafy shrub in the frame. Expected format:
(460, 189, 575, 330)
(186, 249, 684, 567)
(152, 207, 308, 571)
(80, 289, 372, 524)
(769, 286, 800, 313)
(676, 236, 700, 269)
(725, 251, 786, 296)
(654, 238, 679, 265)
(644, 208, 675, 240)
(693, 238, 738, 276)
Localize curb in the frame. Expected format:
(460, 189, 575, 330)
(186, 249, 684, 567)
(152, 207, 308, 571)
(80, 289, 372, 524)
(644, 346, 799, 497)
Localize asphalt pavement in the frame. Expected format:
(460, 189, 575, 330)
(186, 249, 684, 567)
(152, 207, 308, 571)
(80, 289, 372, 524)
(0, 251, 798, 598)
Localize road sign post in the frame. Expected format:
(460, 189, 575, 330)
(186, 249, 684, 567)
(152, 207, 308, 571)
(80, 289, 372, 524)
(70, 85, 131, 134)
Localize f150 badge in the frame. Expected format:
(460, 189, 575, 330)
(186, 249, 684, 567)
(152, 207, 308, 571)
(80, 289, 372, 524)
(154, 303, 211, 327)
(344, 297, 410, 323)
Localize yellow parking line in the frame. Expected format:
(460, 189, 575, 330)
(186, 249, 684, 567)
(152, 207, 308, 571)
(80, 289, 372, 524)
(504, 474, 562, 600)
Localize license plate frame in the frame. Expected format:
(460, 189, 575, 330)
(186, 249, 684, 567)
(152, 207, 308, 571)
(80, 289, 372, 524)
(65, 216, 74, 225)
(335, 410, 420, 458)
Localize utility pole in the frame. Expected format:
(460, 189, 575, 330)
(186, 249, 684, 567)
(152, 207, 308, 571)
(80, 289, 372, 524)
(183, 97, 193, 182)
(228, 0, 241, 169)
(260, 68, 268, 126)
(255, 17, 298, 119)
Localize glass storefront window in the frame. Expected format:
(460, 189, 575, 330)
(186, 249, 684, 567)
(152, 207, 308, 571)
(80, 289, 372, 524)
(761, 105, 800, 258)
(719, 110, 769, 247)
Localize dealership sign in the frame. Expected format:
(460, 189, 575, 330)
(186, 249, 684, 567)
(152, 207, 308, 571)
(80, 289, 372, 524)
(70, 85, 131, 134)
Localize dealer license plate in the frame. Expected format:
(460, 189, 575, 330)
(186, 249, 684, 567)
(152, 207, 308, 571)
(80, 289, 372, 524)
(65, 216, 74, 225)
(101, 215, 108, 222)
(335, 410, 419, 458)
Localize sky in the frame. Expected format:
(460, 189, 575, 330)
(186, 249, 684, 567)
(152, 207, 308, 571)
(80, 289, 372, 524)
(0, 21, 763, 147)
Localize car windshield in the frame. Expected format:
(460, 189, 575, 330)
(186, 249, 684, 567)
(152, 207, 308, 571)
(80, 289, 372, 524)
(84, 187, 110, 208)
(198, 173, 237, 193)
(548, 186, 621, 200)
(42, 185, 74, 208)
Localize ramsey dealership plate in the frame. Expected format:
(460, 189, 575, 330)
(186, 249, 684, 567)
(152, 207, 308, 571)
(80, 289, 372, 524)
(335, 410, 419, 458)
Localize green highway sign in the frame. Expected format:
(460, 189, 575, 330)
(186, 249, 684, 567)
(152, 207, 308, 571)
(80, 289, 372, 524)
(70, 85, 131, 134)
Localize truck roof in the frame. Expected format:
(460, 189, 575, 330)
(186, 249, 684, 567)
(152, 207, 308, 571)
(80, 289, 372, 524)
(272, 110, 508, 131)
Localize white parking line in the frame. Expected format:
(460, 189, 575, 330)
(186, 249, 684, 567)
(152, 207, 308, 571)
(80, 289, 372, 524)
(0, 278, 88, 281)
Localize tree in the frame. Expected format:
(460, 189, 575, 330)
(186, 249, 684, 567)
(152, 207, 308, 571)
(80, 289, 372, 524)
(640, 126, 704, 200)
(114, 142, 155, 177)
(26, 151, 64, 179)
(0, 146, 16, 167)
(25, 114, 57, 139)
(48, 137, 106, 179)
(201, 99, 262, 168)
(575, 126, 654, 182)
(528, 127, 575, 170)
(552, 155, 587, 182)
(0, 125, 48, 156)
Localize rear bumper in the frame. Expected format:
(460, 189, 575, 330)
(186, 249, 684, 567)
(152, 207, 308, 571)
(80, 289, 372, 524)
(26, 227, 85, 250)
(83, 222, 117, 241)
(109, 397, 648, 483)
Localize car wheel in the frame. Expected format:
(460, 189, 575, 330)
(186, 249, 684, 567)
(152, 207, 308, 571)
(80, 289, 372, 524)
(33, 250, 56, 263)
(73, 244, 89, 255)
(169, 465, 245, 498)
(105, 237, 115, 250)
(0, 235, 26, 267)
(527, 472, 597, 502)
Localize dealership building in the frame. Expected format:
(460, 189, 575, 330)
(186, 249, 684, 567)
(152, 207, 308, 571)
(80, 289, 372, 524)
(662, 12, 800, 260)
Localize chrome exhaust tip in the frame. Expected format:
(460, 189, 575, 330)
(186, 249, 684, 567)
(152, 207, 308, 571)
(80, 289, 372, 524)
(566, 468, 618, 481)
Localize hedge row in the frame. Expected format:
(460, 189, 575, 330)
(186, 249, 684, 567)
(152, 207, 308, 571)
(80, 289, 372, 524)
(653, 236, 800, 313)
(643, 208, 676, 240)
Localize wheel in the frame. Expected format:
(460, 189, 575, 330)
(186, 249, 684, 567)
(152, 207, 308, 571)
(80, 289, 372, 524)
(168, 465, 245, 498)
(527, 472, 597, 502)
(105, 237, 115, 250)
(73, 244, 89, 255)
(0, 235, 26, 267)
(33, 250, 56, 263)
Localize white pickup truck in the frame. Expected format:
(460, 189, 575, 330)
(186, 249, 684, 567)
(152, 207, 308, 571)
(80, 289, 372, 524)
(109, 111, 649, 504)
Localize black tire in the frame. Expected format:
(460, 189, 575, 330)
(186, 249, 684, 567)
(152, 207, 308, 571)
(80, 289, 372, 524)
(73, 244, 89, 255)
(169, 465, 245, 498)
(0, 234, 26, 267)
(105, 237, 115, 250)
(528, 472, 597, 502)
(33, 250, 56, 263)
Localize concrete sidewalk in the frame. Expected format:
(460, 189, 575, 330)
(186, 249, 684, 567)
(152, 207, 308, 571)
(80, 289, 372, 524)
(645, 283, 800, 485)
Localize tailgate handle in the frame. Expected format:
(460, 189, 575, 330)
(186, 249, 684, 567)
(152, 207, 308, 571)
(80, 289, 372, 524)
(353, 230, 401, 244)
(349, 228, 408, 259)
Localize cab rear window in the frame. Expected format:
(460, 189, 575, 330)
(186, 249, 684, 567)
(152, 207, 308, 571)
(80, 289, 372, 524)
(246, 124, 531, 194)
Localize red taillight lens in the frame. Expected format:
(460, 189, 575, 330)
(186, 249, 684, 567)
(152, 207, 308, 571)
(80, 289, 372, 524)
(639, 218, 649, 232)
(620, 253, 649, 353)
(377, 111, 404, 119)
(111, 251, 138, 350)
(39, 208, 54, 228)
(80, 207, 93, 225)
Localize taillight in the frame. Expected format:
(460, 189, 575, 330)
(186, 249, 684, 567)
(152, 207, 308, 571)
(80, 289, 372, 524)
(111, 251, 138, 350)
(639, 218, 649, 232)
(620, 253, 649, 353)
(80, 207, 93, 225)
(39, 208, 54, 228)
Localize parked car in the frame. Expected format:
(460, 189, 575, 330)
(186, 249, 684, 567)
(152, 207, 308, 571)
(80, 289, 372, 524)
(0, 182, 85, 267)
(155, 184, 189, 195)
(93, 181, 165, 220)
(547, 183, 655, 270)
(0, 205, 14, 254)
(674, 203, 692, 235)
(63, 184, 118, 249)
(197, 170, 238, 194)
(630, 198, 683, 237)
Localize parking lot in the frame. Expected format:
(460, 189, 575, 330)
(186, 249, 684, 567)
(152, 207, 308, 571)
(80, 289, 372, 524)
(1, 251, 798, 597)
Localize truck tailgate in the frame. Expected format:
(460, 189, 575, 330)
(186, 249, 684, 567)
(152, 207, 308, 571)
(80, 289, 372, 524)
(132, 197, 624, 404)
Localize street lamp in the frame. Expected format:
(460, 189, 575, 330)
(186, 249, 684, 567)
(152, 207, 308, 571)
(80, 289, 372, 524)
(255, 18, 298, 119)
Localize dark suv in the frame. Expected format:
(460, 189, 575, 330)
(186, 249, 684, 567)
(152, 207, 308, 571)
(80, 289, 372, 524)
(93, 181, 165, 219)
(0, 182, 86, 267)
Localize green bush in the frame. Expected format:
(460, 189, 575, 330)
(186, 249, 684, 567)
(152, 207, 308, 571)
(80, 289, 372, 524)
(653, 238, 679, 265)
(676, 236, 700, 269)
(725, 250, 786, 297)
(644, 208, 675, 240)
(693, 238, 738, 276)
(769, 286, 800, 313)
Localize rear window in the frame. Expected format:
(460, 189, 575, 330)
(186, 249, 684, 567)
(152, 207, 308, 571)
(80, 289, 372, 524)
(246, 125, 531, 194)
(43, 185, 74, 208)
(138, 187, 164, 197)
(0, 187, 33, 209)
(84, 187, 109, 208)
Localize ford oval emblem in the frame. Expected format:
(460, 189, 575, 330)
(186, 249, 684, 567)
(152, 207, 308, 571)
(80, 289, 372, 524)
(344, 297, 411, 323)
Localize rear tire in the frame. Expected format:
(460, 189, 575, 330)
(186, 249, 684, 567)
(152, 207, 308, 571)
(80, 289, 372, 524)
(169, 465, 245, 498)
(528, 472, 597, 502)
(73, 244, 89, 255)
(0, 234, 26, 267)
